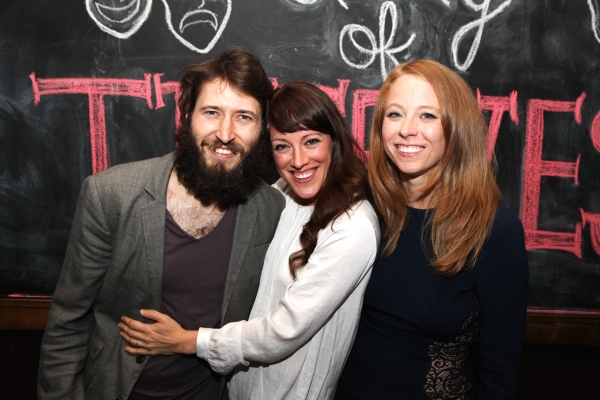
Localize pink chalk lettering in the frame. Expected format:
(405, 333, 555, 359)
(581, 209, 600, 256)
(477, 89, 519, 161)
(153, 74, 181, 128)
(521, 94, 586, 257)
(590, 107, 600, 152)
(351, 89, 379, 154)
(316, 79, 351, 117)
(30, 72, 153, 174)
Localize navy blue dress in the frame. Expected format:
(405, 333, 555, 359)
(335, 205, 528, 399)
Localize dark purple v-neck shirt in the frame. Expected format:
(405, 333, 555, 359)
(129, 207, 237, 399)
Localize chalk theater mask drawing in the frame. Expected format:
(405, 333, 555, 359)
(85, 0, 232, 53)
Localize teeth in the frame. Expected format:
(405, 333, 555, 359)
(214, 148, 233, 155)
(398, 145, 423, 154)
(294, 169, 315, 179)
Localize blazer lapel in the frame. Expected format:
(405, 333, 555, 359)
(221, 198, 258, 322)
(141, 153, 174, 309)
(141, 201, 167, 310)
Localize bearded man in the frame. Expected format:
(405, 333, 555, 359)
(38, 47, 285, 400)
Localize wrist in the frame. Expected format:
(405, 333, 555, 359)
(177, 329, 198, 354)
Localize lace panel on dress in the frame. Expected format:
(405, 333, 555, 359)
(423, 303, 480, 399)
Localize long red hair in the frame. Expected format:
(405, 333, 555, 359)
(368, 59, 501, 277)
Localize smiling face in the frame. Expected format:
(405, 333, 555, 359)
(271, 128, 333, 206)
(382, 74, 446, 196)
(190, 78, 262, 170)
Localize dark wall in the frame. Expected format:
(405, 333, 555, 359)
(1, 331, 598, 399)
(1, 0, 599, 312)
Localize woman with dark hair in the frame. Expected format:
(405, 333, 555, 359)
(120, 81, 380, 399)
(335, 60, 529, 399)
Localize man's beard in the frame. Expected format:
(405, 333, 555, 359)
(174, 123, 270, 210)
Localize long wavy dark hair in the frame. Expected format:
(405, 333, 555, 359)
(269, 82, 369, 279)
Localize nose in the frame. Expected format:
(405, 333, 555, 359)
(215, 118, 234, 144)
(291, 147, 309, 169)
(399, 117, 417, 138)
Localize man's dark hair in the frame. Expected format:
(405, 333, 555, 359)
(177, 46, 273, 134)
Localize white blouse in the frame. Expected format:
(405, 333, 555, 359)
(196, 180, 380, 400)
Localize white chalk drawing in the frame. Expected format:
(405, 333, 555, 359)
(161, 0, 232, 53)
(588, 0, 600, 43)
(86, 0, 231, 54)
(86, 0, 153, 39)
(339, 1, 415, 80)
(450, 0, 512, 72)
(292, 0, 348, 10)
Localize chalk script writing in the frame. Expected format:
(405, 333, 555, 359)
(30, 73, 600, 260)
(293, 0, 348, 10)
(589, 0, 600, 43)
(86, 0, 231, 53)
(339, 1, 415, 80)
(451, 0, 512, 72)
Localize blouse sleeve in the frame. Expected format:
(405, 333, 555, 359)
(197, 202, 380, 374)
(476, 213, 529, 399)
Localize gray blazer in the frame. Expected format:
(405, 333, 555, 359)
(38, 152, 285, 399)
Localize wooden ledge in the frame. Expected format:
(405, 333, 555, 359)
(524, 311, 600, 346)
(1, 299, 599, 345)
(0, 298, 51, 331)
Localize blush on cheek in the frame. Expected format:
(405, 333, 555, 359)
(272, 153, 286, 172)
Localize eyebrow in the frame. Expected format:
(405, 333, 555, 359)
(271, 130, 325, 142)
(386, 103, 440, 112)
(199, 105, 259, 118)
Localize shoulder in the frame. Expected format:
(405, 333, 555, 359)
(330, 200, 381, 242)
(249, 179, 286, 212)
(488, 204, 525, 241)
(86, 152, 174, 188)
(477, 203, 528, 277)
(81, 152, 174, 205)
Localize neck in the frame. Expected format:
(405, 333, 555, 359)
(402, 179, 434, 209)
(167, 170, 226, 239)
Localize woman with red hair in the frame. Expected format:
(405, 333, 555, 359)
(336, 60, 528, 399)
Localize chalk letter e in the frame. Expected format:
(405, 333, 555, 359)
(521, 94, 585, 257)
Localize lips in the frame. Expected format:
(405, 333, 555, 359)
(396, 145, 424, 155)
(213, 147, 234, 155)
(291, 168, 316, 181)
(201, 138, 243, 158)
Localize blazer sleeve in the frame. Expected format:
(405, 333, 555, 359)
(38, 176, 113, 399)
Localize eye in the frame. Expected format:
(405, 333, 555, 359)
(305, 138, 321, 146)
(386, 111, 401, 119)
(205, 110, 218, 117)
(421, 112, 438, 120)
(239, 114, 253, 122)
(273, 143, 288, 151)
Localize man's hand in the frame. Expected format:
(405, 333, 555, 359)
(119, 309, 197, 355)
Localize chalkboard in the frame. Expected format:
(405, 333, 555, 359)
(1, 0, 599, 314)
